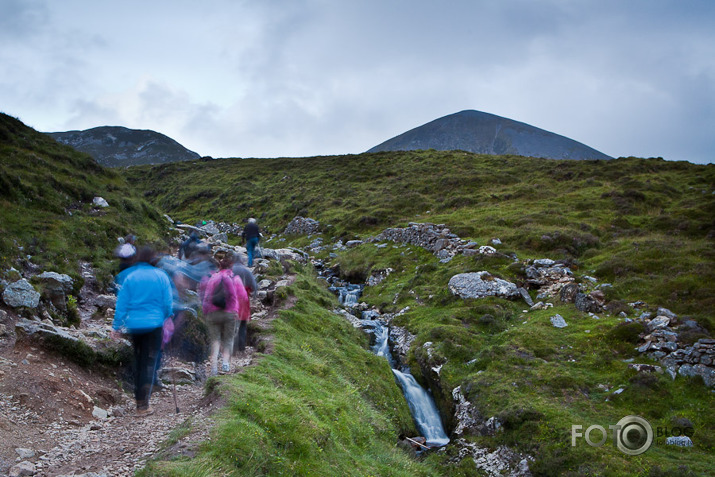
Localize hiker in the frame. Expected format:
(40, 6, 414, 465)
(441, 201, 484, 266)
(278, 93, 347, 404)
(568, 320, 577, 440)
(179, 231, 201, 261)
(114, 234, 137, 271)
(231, 252, 258, 298)
(110, 246, 174, 416)
(200, 254, 250, 375)
(229, 252, 256, 354)
(241, 218, 261, 267)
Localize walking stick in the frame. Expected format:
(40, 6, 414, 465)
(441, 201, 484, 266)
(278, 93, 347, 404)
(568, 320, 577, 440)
(170, 325, 180, 414)
(171, 363, 180, 413)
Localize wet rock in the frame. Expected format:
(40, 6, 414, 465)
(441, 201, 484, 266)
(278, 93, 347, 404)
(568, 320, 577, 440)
(448, 272, 519, 300)
(389, 325, 416, 365)
(452, 386, 484, 437)
(3, 279, 40, 308)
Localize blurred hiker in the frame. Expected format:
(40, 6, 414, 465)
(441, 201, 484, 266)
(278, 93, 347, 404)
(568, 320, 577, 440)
(229, 252, 256, 355)
(231, 252, 258, 298)
(111, 246, 174, 416)
(186, 242, 217, 287)
(200, 254, 250, 375)
(242, 218, 261, 267)
(179, 230, 201, 261)
(115, 234, 137, 271)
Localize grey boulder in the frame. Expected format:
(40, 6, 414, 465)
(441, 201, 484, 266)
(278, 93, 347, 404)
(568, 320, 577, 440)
(2, 279, 40, 308)
(448, 272, 519, 299)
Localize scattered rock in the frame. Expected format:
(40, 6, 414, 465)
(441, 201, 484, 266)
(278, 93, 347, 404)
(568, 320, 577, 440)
(550, 314, 568, 328)
(283, 216, 320, 235)
(559, 283, 580, 303)
(158, 367, 196, 385)
(389, 325, 416, 365)
(91, 406, 108, 420)
(9, 461, 36, 477)
(37, 272, 74, 310)
(366, 268, 393, 287)
(666, 436, 693, 447)
(452, 439, 533, 477)
(92, 197, 109, 208)
(574, 293, 601, 313)
(628, 363, 663, 374)
(448, 272, 519, 300)
(15, 448, 35, 459)
(656, 307, 677, 320)
(517, 288, 534, 307)
(646, 315, 672, 332)
(2, 279, 41, 308)
(452, 386, 483, 437)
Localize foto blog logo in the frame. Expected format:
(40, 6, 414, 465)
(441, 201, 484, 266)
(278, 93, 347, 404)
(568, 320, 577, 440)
(572, 415, 654, 455)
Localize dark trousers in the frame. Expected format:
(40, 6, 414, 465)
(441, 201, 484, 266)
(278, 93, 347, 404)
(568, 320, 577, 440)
(236, 320, 248, 352)
(130, 327, 163, 408)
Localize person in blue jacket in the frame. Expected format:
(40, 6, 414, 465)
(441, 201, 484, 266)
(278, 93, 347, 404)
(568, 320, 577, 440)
(111, 246, 173, 416)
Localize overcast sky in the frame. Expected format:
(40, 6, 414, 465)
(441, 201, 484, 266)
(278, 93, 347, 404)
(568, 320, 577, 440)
(1, 0, 713, 164)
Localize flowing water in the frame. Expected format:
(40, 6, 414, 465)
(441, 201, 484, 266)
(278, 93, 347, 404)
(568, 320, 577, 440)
(328, 278, 449, 447)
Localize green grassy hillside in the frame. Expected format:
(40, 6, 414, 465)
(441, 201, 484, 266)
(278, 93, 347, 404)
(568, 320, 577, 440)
(0, 113, 170, 286)
(141, 264, 440, 476)
(125, 152, 714, 321)
(124, 151, 714, 475)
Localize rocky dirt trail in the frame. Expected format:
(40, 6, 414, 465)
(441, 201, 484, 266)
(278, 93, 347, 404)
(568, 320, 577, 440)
(1, 274, 296, 477)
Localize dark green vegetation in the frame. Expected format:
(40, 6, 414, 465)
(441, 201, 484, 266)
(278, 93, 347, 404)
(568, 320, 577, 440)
(0, 113, 170, 288)
(125, 151, 714, 476)
(140, 264, 438, 476)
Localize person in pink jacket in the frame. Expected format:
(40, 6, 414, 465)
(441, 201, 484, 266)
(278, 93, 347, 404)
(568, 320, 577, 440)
(200, 254, 250, 375)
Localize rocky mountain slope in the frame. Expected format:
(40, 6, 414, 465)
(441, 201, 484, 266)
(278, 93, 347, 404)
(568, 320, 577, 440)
(368, 110, 613, 160)
(47, 126, 201, 167)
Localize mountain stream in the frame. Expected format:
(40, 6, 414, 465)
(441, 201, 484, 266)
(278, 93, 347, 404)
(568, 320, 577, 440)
(327, 276, 450, 447)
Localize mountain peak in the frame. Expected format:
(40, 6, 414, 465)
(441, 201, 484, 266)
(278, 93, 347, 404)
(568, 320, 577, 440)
(368, 110, 612, 160)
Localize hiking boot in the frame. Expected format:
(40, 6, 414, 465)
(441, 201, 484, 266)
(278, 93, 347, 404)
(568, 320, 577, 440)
(221, 362, 230, 373)
(136, 406, 154, 417)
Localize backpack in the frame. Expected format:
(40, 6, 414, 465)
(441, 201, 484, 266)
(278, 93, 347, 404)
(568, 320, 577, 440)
(210, 274, 232, 309)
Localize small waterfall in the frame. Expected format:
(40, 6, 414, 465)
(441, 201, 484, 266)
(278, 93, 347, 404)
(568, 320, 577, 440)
(327, 279, 449, 448)
(392, 369, 450, 447)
